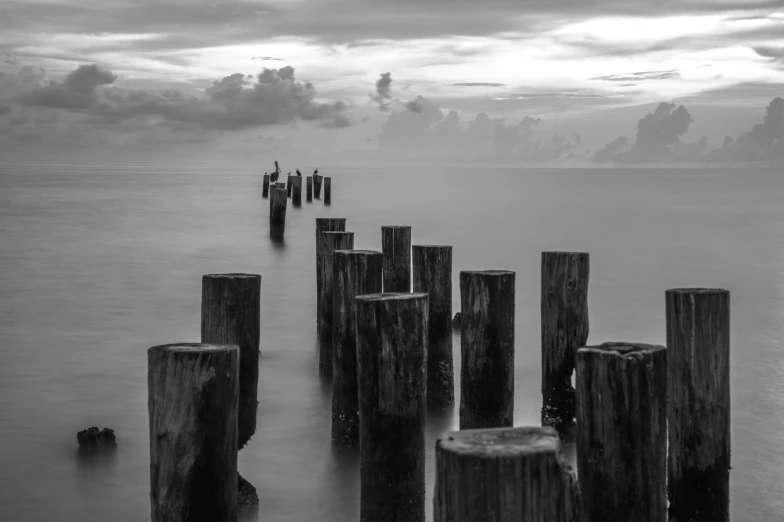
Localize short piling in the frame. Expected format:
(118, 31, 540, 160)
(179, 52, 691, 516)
(262, 174, 270, 198)
(292, 176, 303, 206)
(318, 232, 356, 377)
(412, 245, 454, 407)
(381, 225, 411, 292)
(200, 273, 261, 450)
(148, 343, 238, 522)
(541, 252, 590, 432)
(314, 174, 323, 198)
(306, 176, 313, 202)
(459, 270, 515, 429)
(331, 250, 383, 445)
(576, 342, 667, 522)
(666, 288, 730, 522)
(270, 187, 287, 239)
(316, 217, 347, 332)
(324, 177, 332, 205)
(356, 293, 428, 522)
(434, 426, 580, 522)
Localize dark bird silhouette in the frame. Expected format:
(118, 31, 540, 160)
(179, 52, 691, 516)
(287, 172, 291, 176)
(314, 168, 318, 176)
(296, 169, 302, 176)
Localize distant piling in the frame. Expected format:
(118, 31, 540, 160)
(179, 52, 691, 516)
(318, 232, 355, 377)
(316, 218, 347, 332)
(148, 343, 238, 522)
(576, 342, 667, 522)
(459, 270, 515, 429)
(314, 174, 323, 198)
(262, 174, 270, 198)
(292, 176, 303, 206)
(270, 187, 287, 239)
(434, 426, 580, 522)
(287, 175, 293, 197)
(666, 288, 730, 522)
(356, 293, 428, 522)
(324, 177, 332, 205)
(381, 225, 412, 292)
(412, 245, 454, 407)
(541, 252, 589, 432)
(306, 176, 313, 202)
(331, 250, 383, 446)
(200, 273, 261, 450)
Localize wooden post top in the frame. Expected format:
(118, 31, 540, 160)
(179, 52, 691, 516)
(148, 342, 238, 354)
(356, 292, 428, 303)
(334, 249, 382, 257)
(460, 270, 515, 277)
(437, 426, 560, 457)
(666, 288, 729, 295)
(579, 342, 666, 356)
(202, 273, 260, 280)
(381, 225, 411, 231)
(412, 245, 452, 250)
(542, 251, 589, 256)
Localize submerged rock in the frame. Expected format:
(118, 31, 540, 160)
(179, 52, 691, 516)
(77, 427, 117, 450)
(452, 312, 461, 329)
(238, 472, 259, 510)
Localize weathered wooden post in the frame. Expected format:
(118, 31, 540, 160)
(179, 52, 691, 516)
(286, 175, 293, 197)
(459, 270, 515, 429)
(275, 181, 286, 189)
(412, 245, 453, 407)
(356, 293, 428, 522)
(318, 232, 355, 376)
(324, 177, 332, 205)
(576, 342, 667, 522)
(306, 176, 313, 202)
(270, 187, 287, 239)
(332, 250, 383, 445)
(381, 225, 411, 292)
(201, 273, 261, 450)
(292, 176, 302, 206)
(262, 174, 270, 198)
(541, 252, 589, 432)
(666, 288, 730, 522)
(434, 426, 580, 522)
(316, 217, 347, 328)
(148, 343, 238, 522)
(314, 174, 322, 198)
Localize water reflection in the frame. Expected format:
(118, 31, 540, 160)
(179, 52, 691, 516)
(75, 445, 118, 480)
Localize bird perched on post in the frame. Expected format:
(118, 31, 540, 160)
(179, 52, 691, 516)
(296, 169, 302, 176)
(314, 168, 318, 176)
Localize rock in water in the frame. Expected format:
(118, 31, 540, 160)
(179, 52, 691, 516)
(77, 427, 117, 449)
(238, 472, 259, 510)
(452, 312, 461, 329)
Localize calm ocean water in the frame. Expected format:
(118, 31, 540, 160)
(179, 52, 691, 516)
(1, 164, 783, 521)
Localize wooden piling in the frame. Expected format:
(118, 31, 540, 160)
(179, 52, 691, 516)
(541, 252, 589, 432)
(381, 225, 411, 293)
(331, 250, 383, 445)
(434, 426, 580, 522)
(200, 273, 261, 450)
(356, 293, 428, 522)
(275, 182, 286, 189)
(286, 175, 293, 197)
(576, 342, 667, 522)
(262, 174, 270, 198)
(314, 174, 322, 198)
(292, 176, 302, 206)
(324, 177, 332, 205)
(666, 288, 730, 522)
(459, 270, 515, 429)
(412, 245, 454, 407)
(270, 187, 287, 239)
(318, 232, 356, 376)
(306, 176, 313, 202)
(148, 343, 238, 522)
(316, 218, 347, 331)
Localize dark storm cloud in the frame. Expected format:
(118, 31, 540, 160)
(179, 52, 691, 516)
(8, 63, 350, 131)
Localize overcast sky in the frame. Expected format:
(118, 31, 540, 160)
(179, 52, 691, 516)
(0, 0, 782, 166)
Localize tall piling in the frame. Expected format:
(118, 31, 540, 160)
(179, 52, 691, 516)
(306, 176, 313, 202)
(434, 426, 580, 522)
(314, 174, 323, 198)
(262, 174, 270, 198)
(541, 252, 590, 432)
(381, 225, 411, 293)
(318, 232, 355, 376)
(316, 217, 347, 331)
(412, 245, 454, 407)
(459, 270, 515, 429)
(286, 175, 293, 197)
(292, 176, 303, 206)
(331, 250, 383, 445)
(356, 293, 428, 522)
(666, 288, 731, 522)
(576, 342, 667, 522)
(200, 273, 261, 450)
(148, 343, 238, 522)
(270, 187, 287, 239)
(324, 177, 332, 205)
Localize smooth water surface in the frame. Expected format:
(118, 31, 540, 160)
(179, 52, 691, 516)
(1, 165, 783, 521)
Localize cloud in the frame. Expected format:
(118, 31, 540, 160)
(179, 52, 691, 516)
(252, 56, 285, 61)
(370, 72, 393, 111)
(451, 82, 506, 87)
(591, 70, 682, 82)
(709, 96, 784, 162)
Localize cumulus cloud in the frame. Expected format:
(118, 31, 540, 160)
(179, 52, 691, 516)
(707, 97, 783, 162)
(370, 72, 393, 111)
